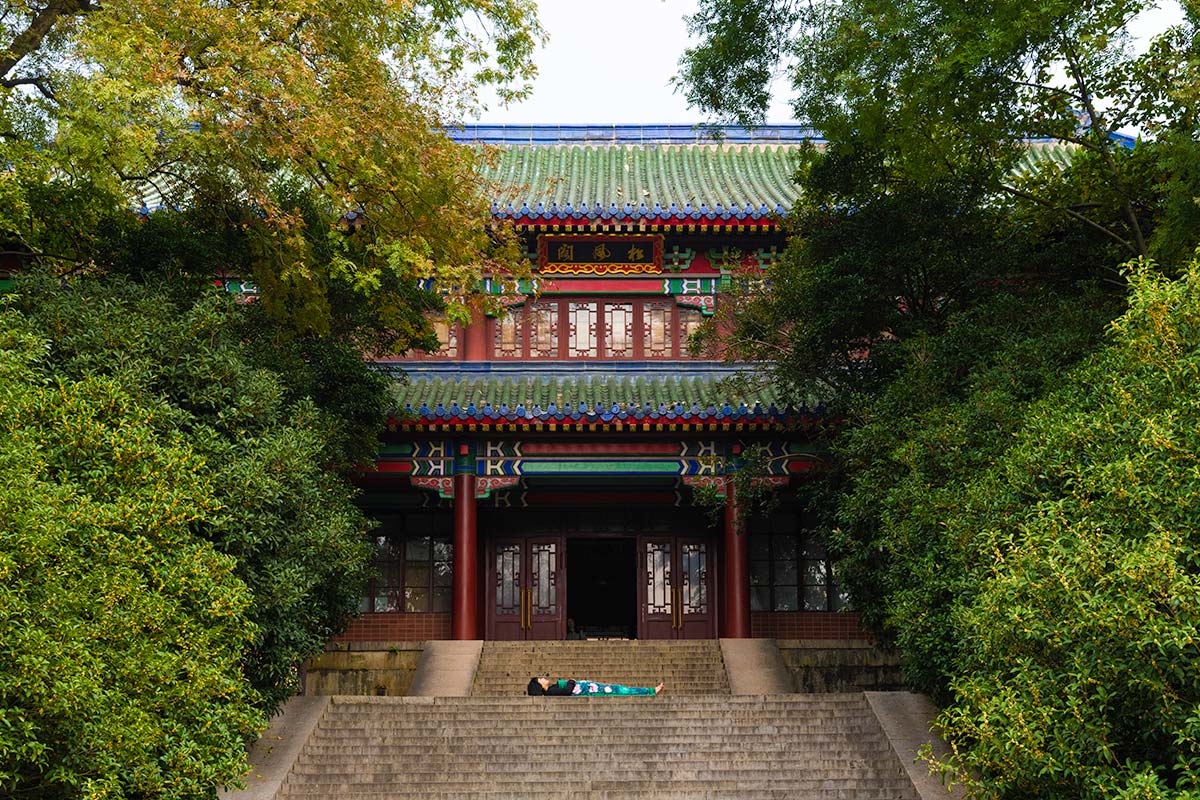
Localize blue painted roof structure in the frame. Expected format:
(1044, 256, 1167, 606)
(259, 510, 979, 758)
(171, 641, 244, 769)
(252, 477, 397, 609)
(447, 124, 823, 145)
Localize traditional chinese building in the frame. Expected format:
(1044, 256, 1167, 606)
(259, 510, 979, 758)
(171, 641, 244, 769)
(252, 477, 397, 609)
(340, 125, 869, 645)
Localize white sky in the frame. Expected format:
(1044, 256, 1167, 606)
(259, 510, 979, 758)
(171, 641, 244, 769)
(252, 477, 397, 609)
(475, 0, 796, 124)
(475, 0, 1185, 126)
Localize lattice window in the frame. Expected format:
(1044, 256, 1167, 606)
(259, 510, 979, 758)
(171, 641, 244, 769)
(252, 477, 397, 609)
(362, 514, 453, 613)
(681, 543, 708, 615)
(644, 541, 673, 615)
(495, 544, 521, 613)
(530, 542, 559, 613)
(367, 535, 403, 612)
(749, 513, 848, 612)
(494, 308, 523, 358)
(680, 307, 705, 356)
(567, 301, 598, 358)
(643, 301, 673, 358)
(606, 302, 634, 358)
(531, 302, 560, 358)
(488, 299, 713, 361)
(403, 536, 453, 612)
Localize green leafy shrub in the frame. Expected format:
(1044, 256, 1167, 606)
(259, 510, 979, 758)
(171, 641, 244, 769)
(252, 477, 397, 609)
(938, 261, 1200, 797)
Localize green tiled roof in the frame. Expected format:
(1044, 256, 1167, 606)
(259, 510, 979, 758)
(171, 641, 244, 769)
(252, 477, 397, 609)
(389, 371, 821, 425)
(478, 144, 805, 211)
(1012, 142, 1076, 177)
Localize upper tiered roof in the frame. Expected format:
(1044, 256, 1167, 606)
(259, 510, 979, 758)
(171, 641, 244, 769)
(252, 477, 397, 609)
(446, 125, 1100, 226)
(449, 124, 818, 225)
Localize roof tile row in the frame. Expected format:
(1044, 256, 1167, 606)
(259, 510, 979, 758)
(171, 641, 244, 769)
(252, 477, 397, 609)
(390, 373, 820, 425)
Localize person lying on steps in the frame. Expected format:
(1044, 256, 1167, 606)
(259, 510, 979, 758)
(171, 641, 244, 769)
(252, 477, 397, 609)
(526, 676, 664, 696)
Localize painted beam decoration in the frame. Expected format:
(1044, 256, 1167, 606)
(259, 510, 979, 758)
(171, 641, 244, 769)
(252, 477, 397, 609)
(375, 440, 817, 482)
(538, 234, 663, 275)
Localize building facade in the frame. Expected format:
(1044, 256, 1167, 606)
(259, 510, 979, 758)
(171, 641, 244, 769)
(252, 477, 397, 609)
(339, 125, 869, 644)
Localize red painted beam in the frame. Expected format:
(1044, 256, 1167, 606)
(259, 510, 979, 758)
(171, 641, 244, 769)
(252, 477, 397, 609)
(520, 441, 683, 455)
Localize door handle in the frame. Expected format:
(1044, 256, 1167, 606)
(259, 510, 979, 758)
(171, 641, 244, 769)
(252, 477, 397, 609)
(519, 587, 526, 630)
(673, 586, 681, 629)
(525, 587, 532, 630)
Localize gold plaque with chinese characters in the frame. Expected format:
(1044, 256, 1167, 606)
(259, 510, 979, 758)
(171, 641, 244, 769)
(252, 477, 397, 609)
(537, 234, 664, 275)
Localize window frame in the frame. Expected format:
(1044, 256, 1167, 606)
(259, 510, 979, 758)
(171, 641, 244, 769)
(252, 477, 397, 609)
(363, 515, 454, 614)
(488, 297, 707, 360)
(749, 514, 845, 613)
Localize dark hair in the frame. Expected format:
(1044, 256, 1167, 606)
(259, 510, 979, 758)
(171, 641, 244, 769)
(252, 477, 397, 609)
(526, 677, 545, 696)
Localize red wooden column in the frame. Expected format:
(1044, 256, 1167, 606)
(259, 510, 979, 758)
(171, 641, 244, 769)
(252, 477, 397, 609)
(451, 444, 479, 640)
(722, 476, 751, 638)
(462, 308, 488, 362)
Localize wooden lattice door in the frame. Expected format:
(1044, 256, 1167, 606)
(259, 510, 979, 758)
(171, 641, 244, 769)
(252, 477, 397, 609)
(637, 535, 713, 639)
(488, 536, 565, 640)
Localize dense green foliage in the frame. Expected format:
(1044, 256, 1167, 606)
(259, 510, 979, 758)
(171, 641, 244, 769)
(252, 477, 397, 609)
(0, 275, 385, 797)
(679, 1, 1200, 796)
(1, 0, 542, 344)
(0, 292, 263, 798)
(0, 3, 545, 794)
(681, 0, 1199, 260)
(935, 262, 1200, 797)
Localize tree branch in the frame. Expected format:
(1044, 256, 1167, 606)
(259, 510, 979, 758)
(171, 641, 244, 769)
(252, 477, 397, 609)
(1009, 79, 1084, 105)
(0, 0, 92, 81)
(1, 75, 57, 101)
(998, 181, 1133, 251)
(1058, 27, 1147, 256)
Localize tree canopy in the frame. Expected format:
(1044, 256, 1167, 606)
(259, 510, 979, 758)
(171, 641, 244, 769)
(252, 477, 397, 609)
(0, 286, 263, 799)
(679, 0, 1199, 261)
(2, 0, 543, 345)
(1, 273, 394, 797)
(0, 3, 546, 795)
(679, 1, 1200, 796)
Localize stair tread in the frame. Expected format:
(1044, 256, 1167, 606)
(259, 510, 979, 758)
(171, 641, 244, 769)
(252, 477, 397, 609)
(282, 642, 916, 800)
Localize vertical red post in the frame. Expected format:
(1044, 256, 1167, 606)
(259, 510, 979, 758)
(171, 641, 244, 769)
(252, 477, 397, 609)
(462, 308, 488, 362)
(452, 444, 479, 640)
(722, 476, 751, 638)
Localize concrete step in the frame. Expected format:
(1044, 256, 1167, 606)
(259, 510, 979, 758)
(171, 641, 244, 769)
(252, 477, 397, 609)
(274, 687, 919, 800)
(280, 781, 910, 796)
(280, 788, 910, 800)
(300, 740, 889, 754)
(472, 640, 731, 697)
(295, 749, 891, 763)
(288, 764, 902, 780)
(279, 792, 904, 800)
(335, 694, 867, 706)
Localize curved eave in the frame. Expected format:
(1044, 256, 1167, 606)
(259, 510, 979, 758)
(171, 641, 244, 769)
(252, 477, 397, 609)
(386, 416, 818, 433)
(492, 204, 788, 225)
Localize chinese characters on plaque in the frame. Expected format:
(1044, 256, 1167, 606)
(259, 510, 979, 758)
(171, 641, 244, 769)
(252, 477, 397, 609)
(537, 234, 663, 274)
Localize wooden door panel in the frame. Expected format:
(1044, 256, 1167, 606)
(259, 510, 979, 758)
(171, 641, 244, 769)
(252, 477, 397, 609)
(638, 536, 714, 640)
(487, 536, 564, 640)
(678, 539, 713, 640)
(638, 537, 675, 640)
(489, 539, 524, 641)
(527, 537, 564, 640)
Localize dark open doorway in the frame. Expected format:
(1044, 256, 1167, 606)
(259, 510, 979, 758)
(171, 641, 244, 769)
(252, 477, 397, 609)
(567, 538, 637, 639)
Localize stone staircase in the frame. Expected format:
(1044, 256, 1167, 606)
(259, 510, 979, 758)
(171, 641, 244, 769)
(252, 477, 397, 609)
(472, 640, 730, 696)
(277, 693, 920, 799)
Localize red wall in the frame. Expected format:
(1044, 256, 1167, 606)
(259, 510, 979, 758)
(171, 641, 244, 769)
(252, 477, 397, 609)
(333, 612, 452, 642)
(333, 611, 869, 642)
(751, 611, 871, 640)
